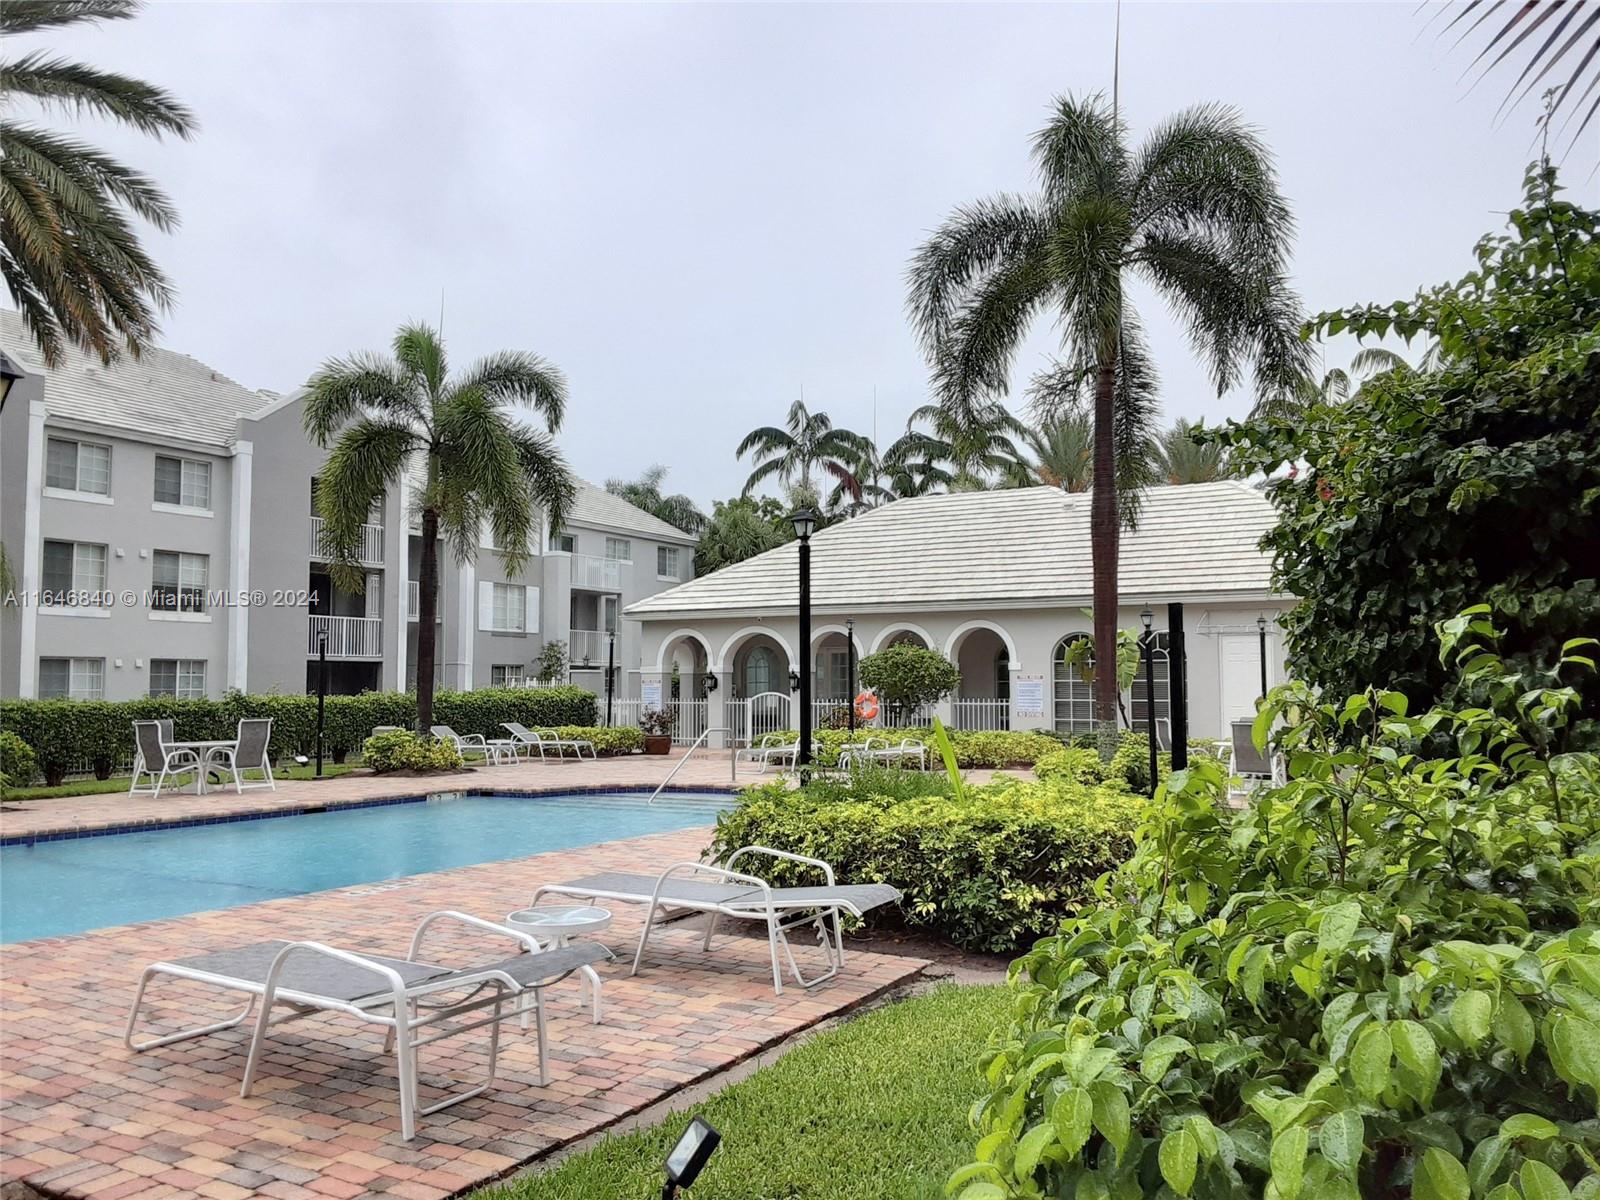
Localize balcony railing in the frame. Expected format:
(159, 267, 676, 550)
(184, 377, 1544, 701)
(309, 516, 384, 567)
(570, 553, 621, 591)
(569, 628, 609, 666)
(406, 580, 442, 621)
(308, 614, 383, 658)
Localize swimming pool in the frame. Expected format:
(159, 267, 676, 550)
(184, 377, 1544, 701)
(0, 790, 730, 943)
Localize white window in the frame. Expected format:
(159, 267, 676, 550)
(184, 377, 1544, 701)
(1052, 634, 1096, 734)
(150, 659, 206, 699)
(154, 456, 212, 509)
(39, 657, 105, 700)
(152, 550, 209, 612)
(479, 582, 529, 633)
(45, 437, 111, 495)
(491, 664, 525, 687)
(604, 537, 631, 562)
(41, 540, 107, 605)
(657, 546, 680, 580)
(1130, 632, 1172, 735)
(549, 531, 575, 553)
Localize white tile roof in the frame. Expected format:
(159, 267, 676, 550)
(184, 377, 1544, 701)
(569, 481, 698, 544)
(1, 310, 269, 447)
(626, 481, 1280, 617)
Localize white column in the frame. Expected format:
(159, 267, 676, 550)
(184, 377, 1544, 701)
(454, 560, 474, 689)
(226, 439, 253, 692)
(16, 400, 47, 697)
(392, 474, 409, 689)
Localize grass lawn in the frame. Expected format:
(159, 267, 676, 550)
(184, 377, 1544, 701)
(480, 984, 1006, 1200)
(2, 761, 361, 802)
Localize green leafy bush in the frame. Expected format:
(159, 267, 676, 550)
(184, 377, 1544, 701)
(1038, 735, 1225, 792)
(0, 730, 39, 789)
(1216, 164, 1600, 744)
(361, 730, 464, 773)
(553, 725, 643, 756)
(710, 769, 1142, 951)
(0, 685, 595, 784)
(951, 610, 1600, 1199)
(858, 644, 962, 718)
(770, 727, 1065, 769)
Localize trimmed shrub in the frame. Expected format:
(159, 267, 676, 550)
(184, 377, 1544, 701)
(710, 769, 1142, 951)
(857, 644, 961, 719)
(0, 730, 39, 789)
(554, 726, 643, 756)
(362, 731, 464, 773)
(0, 685, 596, 783)
(778, 727, 1064, 769)
(1036, 734, 1225, 792)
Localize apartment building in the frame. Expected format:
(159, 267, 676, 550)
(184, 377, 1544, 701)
(0, 313, 697, 701)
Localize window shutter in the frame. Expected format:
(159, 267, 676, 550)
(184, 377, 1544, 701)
(524, 586, 539, 634)
(479, 581, 494, 631)
(365, 573, 382, 618)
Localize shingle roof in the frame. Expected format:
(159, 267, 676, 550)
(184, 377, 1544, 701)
(626, 481, 1280, 617)
(1, 310, 269, 447)
(569, 481, 698, 544)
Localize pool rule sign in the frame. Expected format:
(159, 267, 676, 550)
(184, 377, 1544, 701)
(642, 679, 663, 711)
(1014, 674, 1046, 720)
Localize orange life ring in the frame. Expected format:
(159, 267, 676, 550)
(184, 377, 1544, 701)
(854, 691, 879, 720)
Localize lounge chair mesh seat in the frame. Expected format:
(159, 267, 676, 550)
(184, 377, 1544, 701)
(532, 847, 903, 995)
(159, 938, 605, 1004)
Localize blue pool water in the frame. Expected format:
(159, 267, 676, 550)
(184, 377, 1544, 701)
(0, 791, 729, 943)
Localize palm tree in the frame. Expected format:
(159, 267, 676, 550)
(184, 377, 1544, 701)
(737, 399, 872, 502)
(1022, 411, 1093, 491)
(885, 402, 1030, 492)
(1154, 418, 1230, 484)
(908, 94, 1308, 749)
(303, 322, 574, 731)
(695, 497, 790, 575)
(1, 0, 196, 367)
(604, 465, 706, 534)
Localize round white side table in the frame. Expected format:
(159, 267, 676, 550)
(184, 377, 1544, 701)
(505, 905, 612, 1024)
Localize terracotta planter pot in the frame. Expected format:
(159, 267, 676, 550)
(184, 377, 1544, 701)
(643, 735, 673, 755)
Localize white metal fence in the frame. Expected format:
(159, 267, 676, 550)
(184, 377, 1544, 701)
(602, 697, 707, 745)
(308, 614, 383, 658)
(953, 698, 1010, 731)
(727, 691, 793, 745)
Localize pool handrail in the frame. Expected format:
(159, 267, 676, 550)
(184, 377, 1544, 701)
(648, 725, 734, 804)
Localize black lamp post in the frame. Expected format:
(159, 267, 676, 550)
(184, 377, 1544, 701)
(790, 509, 817, 770)
(1256, 614, 1270, 700)
(1140, 607, 1157, 797)
(605, 631, 616, 727)
(315, 629, 329, 779)
(846, 617, 857, 735)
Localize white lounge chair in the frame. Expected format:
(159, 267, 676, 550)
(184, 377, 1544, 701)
(126, 911, 610, 1140)
(431, 724, 517, 765)
(208, 718, 275, 793)
(734, 732, 795, 773)
(531, 847, 901, 995)
(129, 720, 202, 798)
(839, 737, 928, 770)
(500, 722, 595, 761)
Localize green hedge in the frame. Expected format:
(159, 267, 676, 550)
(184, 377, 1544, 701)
(709, 769, 1142, 951)
(554, 726, 643, 756)
(0, 730, 39, 788)
(0, 685, 596, 783)
(1037, 733, 1226, 792)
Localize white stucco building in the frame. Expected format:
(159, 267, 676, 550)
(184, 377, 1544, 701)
(623, 482, 1292, 744)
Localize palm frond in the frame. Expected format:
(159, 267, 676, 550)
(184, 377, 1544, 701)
(906, 196, 1046, 361)
(508, 425, 578, 548)
(0, 0, 138, 36)
(392, 323, 448, 397)
(314, 418, 416, 591)
(433, 388, 532, 571)
(1030, 93, 1126, 210)
(1, 53, 196, 138)
(456, 349, 567, 430)
(301, 353, 423, 445)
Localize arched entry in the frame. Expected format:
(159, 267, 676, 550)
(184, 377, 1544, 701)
(657, 631, 712, 743)
(869, 623, 933, 654)
(947, 623, 1015, 731)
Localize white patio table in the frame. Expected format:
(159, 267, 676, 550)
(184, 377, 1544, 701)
(504, 905, 612, 1023)
(167, 739, 238, 795)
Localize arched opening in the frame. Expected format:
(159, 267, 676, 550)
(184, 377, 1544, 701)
(881, 629, 928, 650)
(1053, 633, 1096, 735)
(1130, 631, 1172, 742)
(950, 625, 1012, 730)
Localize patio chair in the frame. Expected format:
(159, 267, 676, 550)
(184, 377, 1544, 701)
(531, 847, 902, 996)
(129, 719, 175, 779)
(431, 724, 516, 766)
(733, 732, 793, 772)
(208, 718, 275, 793)
(129, 721, 202, 798)
(1227, 719, 1284, 800)
(126, 911, 610, 1140)
(500, 722, 595, 761)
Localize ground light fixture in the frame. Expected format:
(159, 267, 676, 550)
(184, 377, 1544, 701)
(790, 508, 817, 770)
(660, 1115, 721, 1199)
(1140, 607, 1157, 796)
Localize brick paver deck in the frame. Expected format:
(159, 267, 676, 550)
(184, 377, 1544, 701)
(0, 810, 928, 1199)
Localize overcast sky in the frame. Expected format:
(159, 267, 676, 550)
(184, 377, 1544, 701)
(11, 1, 1595, 508)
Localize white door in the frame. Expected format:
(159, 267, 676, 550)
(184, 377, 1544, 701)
(1218, 635, 1264, 729)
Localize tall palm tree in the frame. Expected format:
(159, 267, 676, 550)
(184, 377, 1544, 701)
(1023, 410, 1094, 491)
(604, 465, 706, 534)
(885, 401, 1030, 492)
(1, 0, 196, 366)
(303, 322, 574, 731)
(737, 399, 872, 502)
(908, 94, 1308, 749)
(1154, 418, 1230, 484)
